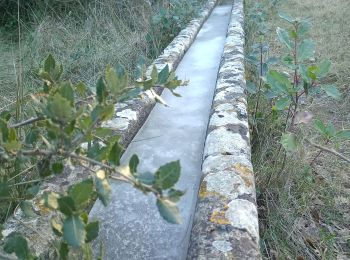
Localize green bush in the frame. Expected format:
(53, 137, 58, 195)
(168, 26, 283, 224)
(0, 54, 186, 258)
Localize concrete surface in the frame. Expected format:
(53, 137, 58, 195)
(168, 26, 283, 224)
(89, 4, 232, 260)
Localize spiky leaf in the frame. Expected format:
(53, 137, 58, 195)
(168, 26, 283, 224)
(68, 179, 94, 208)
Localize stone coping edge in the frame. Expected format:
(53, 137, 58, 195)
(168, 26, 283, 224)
(1, 0, 218, 258)
(188, 0, 261, 259)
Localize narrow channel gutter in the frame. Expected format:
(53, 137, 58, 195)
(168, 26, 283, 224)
(0, 0, 219, 258)
(188, 0, 261, 259)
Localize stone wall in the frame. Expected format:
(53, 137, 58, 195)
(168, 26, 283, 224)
(0, 0, 218, 258)
(188, 0, 261, 259)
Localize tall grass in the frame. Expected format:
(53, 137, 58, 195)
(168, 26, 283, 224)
(0, 0, 205, 109)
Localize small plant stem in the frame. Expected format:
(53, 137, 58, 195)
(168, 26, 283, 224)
(266, 150, 286, 187)
(20, 148, 163, 196)
(254, 42, 264, 120)
(72, 118, 100, 146)
(8, 165, 35, 181)
(9, 179, 41, 187)
(58, 150, 159, 193)
(310, 139, 329, 165)
(291, 26, 299, 126)
(10, 117, 43, 128)
(306, 139, 350, 163)
(15, 0, 23, 122)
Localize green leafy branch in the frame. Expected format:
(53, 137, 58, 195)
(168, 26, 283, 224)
(0, 54, 186, 259)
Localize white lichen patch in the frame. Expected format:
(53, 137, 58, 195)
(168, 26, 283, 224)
(212, 240, 233, 252)
(202, 154, 252, 175)
(226, 199, 259, 240)
(117, 109, 138, 120)
(209, 111, 248, 128)
(204, 128, 247, 157)
(214, 86, 244, 102)
(205, 170, 253, 199)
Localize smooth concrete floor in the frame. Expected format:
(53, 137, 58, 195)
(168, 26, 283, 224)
(89, 4, 232, 260)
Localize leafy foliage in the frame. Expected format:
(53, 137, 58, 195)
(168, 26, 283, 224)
(0, 55, 186, 257)
(246, 10, 348, 160)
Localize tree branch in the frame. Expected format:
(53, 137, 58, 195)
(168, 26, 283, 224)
(306, 139, 350, 163)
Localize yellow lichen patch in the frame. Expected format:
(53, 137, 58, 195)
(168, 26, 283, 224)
(241, 175, 253, 187)
(198, 181, 222, 199)
(34, 198, 52, 215)
(210, 210, 230, 225)
(198, 181, 208, 198)
(233, 163, 254, 187)
(233, 163, 252, 176)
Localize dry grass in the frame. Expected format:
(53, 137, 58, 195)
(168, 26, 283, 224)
(245, 0, 350, 259)
(0, 0, 205, 111)
(0, 0, 153, 105)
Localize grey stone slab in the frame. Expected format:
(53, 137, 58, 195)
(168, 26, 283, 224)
(89, 4, 233, 260)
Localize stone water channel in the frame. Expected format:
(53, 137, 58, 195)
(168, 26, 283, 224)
(90, 0, 259, 259)
(1, 0, 259, 259)
(90, 3, 231, 260)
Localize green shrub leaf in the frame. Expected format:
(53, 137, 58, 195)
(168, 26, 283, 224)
(336, 130, 350, 139)
(95, 170, 111, 207)
(135, 172, 155, 185)
(278, 12, 295, 23)
(85, 221, 99, 243)
(321, 85, 341, 99)
(155, 160, 181, 190)
(63, 215, 86, 247)
(19, 201, 36, 218)
(276, 27, 293, 49)
(37, 158, 52, 177)
(157, 65, 170, 84)
(59, 82, 75, 106)
(266, 70, 292, 94)
(298, 39, 315, 61)
(45, 93, 75, 124)
(247, 81, 257, 94)
(281, 133, 297, 152)
(52, 162, 64, 174)
(58, 196, 76, 216)
(68, 179, 94, 208)
(298, 20, 311, 36)
(59, 242, 69, 260)
(317, 59, 331, 78)
(151, 65, 158, 84)
(4, 233, 31, 260)
(96, 77, 108, 104)
(275, 97, 291, 110)
(156, 198, 182, 224)
(129, 154, 139, 174)
(108, 141, 123, 166)
(167, 189, 185, 203)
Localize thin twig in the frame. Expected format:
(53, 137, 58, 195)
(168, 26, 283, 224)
(306, 139, 350, 163)
(8, 165, 35, 181)
(10, 117, 43, 128)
